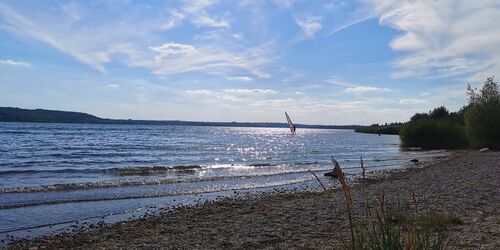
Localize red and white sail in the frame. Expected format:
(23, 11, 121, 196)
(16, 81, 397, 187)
(284, 112, 296, 135)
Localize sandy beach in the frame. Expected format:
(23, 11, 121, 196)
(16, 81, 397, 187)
(6, 150, 499, 249)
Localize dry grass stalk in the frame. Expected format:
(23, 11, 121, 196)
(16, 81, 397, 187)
(360, 156, 365, 181)
(331, 156, 352, 209)
(330, 156, 355, 247)
(308, 170, 327, 192)
(380, 190, 386, 213)
(411, 189, 418, 216)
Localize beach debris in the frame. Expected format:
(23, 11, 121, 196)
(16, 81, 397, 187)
(324, 171, 338, 178)
(479, 148, 489, 152)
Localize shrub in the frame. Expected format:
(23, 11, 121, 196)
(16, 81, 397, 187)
(355, 125, 400, 135)
(464, 76, 500, 149)
(399, 119, 468, 149)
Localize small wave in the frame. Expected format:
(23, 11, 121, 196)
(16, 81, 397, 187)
(0, 168, 107, 176)
(248, 163, 277, 167)
(0, 175, 318, 210)
(0, 167, 332, 194)
(0, 131, 31, 134)
(0, 165, 203, 177)
(114, 165, 202, 176)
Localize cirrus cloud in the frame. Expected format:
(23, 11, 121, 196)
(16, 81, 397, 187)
(365, 0, 500, 79)
(0, 59, 31, 67)
(344, 86, 391, 94)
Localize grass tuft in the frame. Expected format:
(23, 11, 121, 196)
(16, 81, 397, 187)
(318, 157, 453, 250)
(421, 214, 463, 231)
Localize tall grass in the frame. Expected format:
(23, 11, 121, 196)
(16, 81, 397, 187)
(399, 119, 469, 149)
(318, 157, 453, 250)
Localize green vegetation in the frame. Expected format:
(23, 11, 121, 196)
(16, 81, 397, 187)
(318, 158, 452, 250)
(400, 76, 500, 149)
(399, 108, 469, 149)
(355, 123, 401, 135)
(464, 77, 500, 149)
(0, 107, 103, 123)
(349, 205, 450, 250)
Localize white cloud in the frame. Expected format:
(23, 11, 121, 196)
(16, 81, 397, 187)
(330, 14, 374, 35)
(231, 33, 244, 40)
(344, 86, 390, 94)
(182, 0, 230, 29)
(183, 0, 217, 14)
(399, 99, 427, 105)
(149, 43, 196, 61)
(325, 77, 355, 87)
(227, 76, 253, 82)
(185, 88, 276, 103)
(223, 89, 276, 95)
(162, 9, 185, 30)
(366, 0, 500, 79)
(0, 3, 271, 78)
(0, 3, 150, 73)
(142, 42, 271, 78)
(0, 59, 30, 67)
(193, 15, 230, 28)
(185, 89, 214, 96)
(107, 83, 120, 88)
(296, 16, 322, 38)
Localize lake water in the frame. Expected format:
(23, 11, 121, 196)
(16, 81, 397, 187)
(0, 122, 448, 241)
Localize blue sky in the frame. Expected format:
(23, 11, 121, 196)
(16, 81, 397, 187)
(1, 0, 499, 125)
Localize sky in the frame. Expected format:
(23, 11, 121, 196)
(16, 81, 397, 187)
(1, 0, 499, 125)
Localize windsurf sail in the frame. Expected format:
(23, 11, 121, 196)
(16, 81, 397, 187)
(285, 112, 296, 135)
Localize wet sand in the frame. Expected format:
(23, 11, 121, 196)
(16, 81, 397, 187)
(6, 151, 500, 249)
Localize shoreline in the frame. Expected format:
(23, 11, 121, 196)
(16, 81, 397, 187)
(5, 150, 500, 249)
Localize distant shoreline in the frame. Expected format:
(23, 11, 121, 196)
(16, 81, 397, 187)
(0, 107, 361, 129)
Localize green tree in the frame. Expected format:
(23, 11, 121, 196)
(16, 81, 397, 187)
(464, 76, 500, 149)
(429, 106, 449, 119)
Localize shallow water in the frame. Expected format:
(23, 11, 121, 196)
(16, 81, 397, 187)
(0, 122, 448, 241)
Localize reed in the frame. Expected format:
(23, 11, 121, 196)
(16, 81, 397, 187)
(331, 156, 355, 247)
(360, 156, 365, 181)
(307, 169, 327, 192)
(320, 157, 451, 249)
(411, 189, 418, 216)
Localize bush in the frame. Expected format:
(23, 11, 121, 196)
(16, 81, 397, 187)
(399, 119, 468, 149)
(464, 77, 500, 149)
(355, 125, 400, 135)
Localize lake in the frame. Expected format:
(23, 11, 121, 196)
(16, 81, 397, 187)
(0, 122, 448, 241)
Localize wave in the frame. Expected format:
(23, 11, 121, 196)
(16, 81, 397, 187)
(0, 166, 334, 194)
(0, 176, 322, 210)
(0, 165, 203, 176)
(114, 165, 202, 176)
(0, 154, 448, 194)
(0, 161, 323, 177)
(0, 130, 31, 134)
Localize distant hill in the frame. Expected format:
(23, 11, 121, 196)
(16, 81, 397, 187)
(0, 107, 360, 129)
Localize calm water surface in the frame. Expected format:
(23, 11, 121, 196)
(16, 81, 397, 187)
(0, 122, 448, 241)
